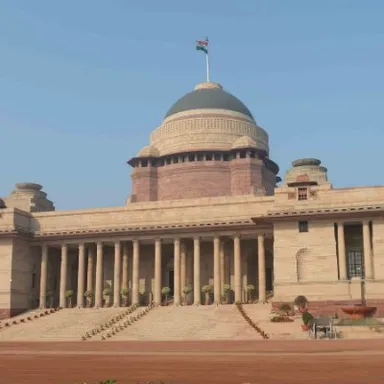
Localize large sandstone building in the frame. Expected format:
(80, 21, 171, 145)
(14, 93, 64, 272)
(1, 81, 383, 319)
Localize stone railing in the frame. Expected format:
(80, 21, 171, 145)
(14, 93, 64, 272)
(235, 302, 269, 339)
(0, 308, 61, 330)
(81, 305, 138, 341)
(100, 303, 156, 341)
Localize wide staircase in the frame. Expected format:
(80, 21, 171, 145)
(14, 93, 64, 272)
(111, 304, 264, 341)
(0, 308, 127, 341)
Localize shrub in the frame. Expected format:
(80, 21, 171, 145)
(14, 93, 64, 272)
(103, 288, 111, 296)
(294, 295, 308, 310)
(302, 311, 314, 325)
(279, 303, 292, 312)
(271, 315, 294, 323)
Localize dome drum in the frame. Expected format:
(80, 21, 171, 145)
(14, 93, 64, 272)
(128, 80, 280, 202)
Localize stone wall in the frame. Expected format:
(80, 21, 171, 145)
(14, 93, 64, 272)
(131, 157, 275, 202)
(0, 239, 12, 319)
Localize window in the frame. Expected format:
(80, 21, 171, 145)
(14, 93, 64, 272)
(347, 249, 364, 278)
(298, 187, 308, 201)
(298, 221, 309, 233)
(31, 273, 36, 289)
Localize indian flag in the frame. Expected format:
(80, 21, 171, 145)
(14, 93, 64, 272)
(196, 39, 208, 54)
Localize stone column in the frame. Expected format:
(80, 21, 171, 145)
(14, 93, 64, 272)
(180, 242, 187, 293)
(213, 236, 221, 304)
(234, 235, 242, 303)
(77, 243, 86, 308)
(94, 242, 103, 308)
(121, 243, 129, 290)
(337, 222, 347, 280)
(363, 220, 373, 279)
(39, 244, 48, 308)
(219, 240, 225, 296)
(132, 240, 140, 305)
(174, 238, 181, 306)
(113, 241, 121, 307)
(87, 246, 94, 293)
(193, 237, 201, 305)
(154, 238, 162, 305)
(59, 244, 68, 308)
(258, 235, 266, 303)
(187, 248, 193, 286)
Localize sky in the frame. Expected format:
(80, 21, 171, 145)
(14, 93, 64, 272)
(1, 0, 383, 210)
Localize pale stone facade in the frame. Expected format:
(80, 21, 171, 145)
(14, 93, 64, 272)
(0, 81, 383, 319)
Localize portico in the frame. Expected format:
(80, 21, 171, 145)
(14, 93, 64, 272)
(37, 232, 272, 309)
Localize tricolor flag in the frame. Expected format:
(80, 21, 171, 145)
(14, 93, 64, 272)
(196, 39, 208, 54)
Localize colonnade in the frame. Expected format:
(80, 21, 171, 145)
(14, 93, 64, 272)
(39, 234, 267, 308)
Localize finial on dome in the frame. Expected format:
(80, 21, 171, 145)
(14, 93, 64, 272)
(194, 82, 223, 91)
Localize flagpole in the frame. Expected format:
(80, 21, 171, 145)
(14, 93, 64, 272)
(205, 37, 210, 82)
(206, 54, 210, 82)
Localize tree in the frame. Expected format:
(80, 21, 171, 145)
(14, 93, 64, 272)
(65, 290, 74, 308)
(161, 287, 171, 306)
(201, 285, 213, 305)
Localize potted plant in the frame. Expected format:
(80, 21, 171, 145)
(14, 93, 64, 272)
(301, 311, 314, 331)
(46, 290, 54, 308)
(201, 285, 213, 305)
(103, 287, 111, 307)
(294, 295, 308, 313)
(246, 284, 256, 303)
(65, 290, 74, 308)
(223, 284, 232, 304)
(121, 288, 130, 307)
(161, 286, 171, 306)
(84, 290, 93, 307)
(182, 285, 193, 305)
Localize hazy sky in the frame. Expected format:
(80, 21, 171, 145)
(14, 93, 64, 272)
(1, 0, 383, 210)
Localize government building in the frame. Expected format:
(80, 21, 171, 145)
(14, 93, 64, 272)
(1, 81, 383, 319)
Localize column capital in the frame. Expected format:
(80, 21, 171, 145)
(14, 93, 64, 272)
(114, 240, 121, 247)
(132, 239, 140, 245)
(154, 237, 162, 243)
(61, 243, 68, 251)
(193, 236, 200, 242)
(362, 219, 371, 226)
(78, 243, 85, 249)
(232, 233, 242, 240)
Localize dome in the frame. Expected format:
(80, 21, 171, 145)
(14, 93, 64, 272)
(137, 145, 160, 158)
(232, 136, 257, 149)
(15, 182, 42, 191)
(165, 82, 254, 120)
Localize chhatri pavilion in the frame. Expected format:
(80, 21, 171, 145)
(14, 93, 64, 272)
(1, 81, 383, 319)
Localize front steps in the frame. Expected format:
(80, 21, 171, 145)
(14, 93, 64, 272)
(111, 304, 264, 341)
(0, 308, 127, 341)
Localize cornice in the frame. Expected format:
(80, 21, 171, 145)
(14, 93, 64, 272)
(252, 204, 384, 224)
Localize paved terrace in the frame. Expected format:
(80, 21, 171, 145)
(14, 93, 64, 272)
(0, 340, 383, 384)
